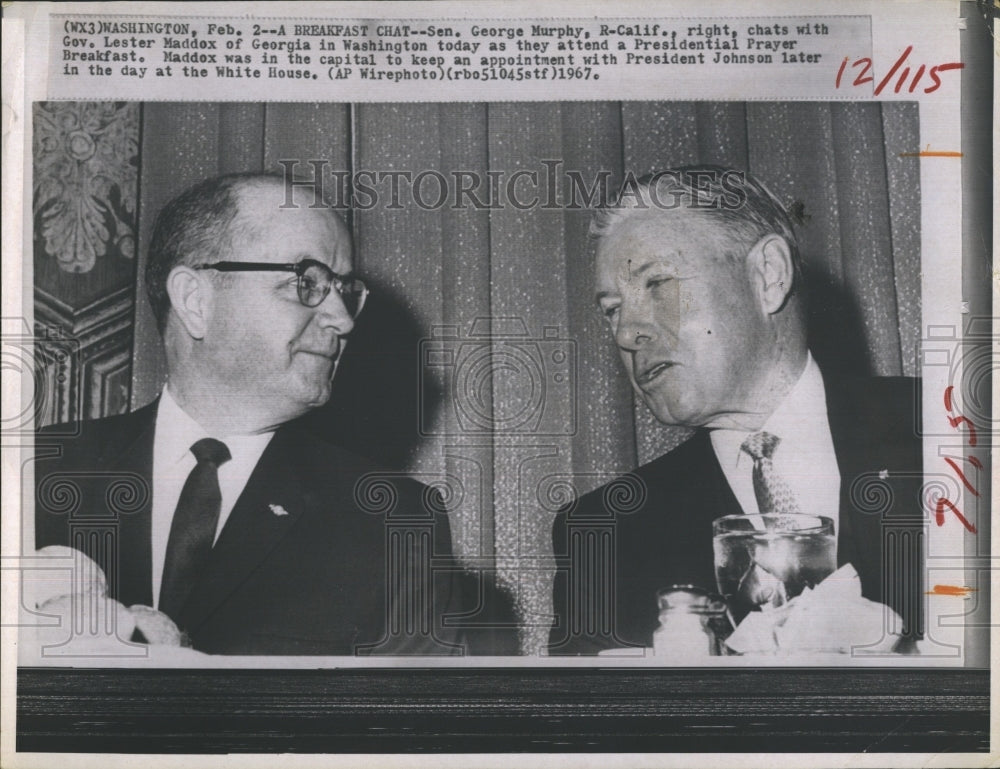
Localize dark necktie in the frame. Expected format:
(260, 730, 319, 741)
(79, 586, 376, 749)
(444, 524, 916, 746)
(158, 438, 231, 624)
(740, 431, 802, 514)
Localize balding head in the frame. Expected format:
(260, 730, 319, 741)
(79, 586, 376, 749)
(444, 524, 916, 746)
(146, 172, 314, 334)
(149, 172, 357, 435)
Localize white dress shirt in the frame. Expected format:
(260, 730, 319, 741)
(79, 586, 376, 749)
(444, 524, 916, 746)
(150, 388, 275, 609)
(709, 353, 841, 533)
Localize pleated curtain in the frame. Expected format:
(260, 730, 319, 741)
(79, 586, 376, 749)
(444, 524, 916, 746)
(130, 101, 920, 653)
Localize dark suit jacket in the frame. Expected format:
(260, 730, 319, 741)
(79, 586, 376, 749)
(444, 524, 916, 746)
(549, 375, 924, 654)
(34, 400, 474, 655)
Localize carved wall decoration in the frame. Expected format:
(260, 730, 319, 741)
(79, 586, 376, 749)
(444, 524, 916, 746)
(33, 102, 138, 274)
(33, 102, 140, 426)
(34, 287, 135, 425)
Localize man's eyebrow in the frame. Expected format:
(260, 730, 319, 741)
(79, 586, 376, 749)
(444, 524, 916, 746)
(630, 260, 657, 278)
(594, 258, 661, 302)
(294, 256, 354, 277)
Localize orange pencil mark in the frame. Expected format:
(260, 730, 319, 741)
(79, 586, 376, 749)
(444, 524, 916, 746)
(925, 584, 976, 597)
(900, 145, 962, 158)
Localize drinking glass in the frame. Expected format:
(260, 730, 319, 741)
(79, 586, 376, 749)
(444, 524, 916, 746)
(712, 514, 836, 621)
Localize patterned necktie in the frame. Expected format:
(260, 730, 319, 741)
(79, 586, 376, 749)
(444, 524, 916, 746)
(740, 431, 802, 514)
(158, 438, 231, 625)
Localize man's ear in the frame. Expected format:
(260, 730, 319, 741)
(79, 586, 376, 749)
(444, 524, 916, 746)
(747, 234, 795, 314)
(165, 266, 212, 339)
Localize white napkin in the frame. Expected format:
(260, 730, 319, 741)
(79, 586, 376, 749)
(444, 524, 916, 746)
(724, 563, 904, 655)
(18, 547, 203, 661)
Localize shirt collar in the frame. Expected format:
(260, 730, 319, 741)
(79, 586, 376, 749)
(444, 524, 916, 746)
(759, 352, 828, 446)
(710, 352, 827, 472)
(155, 386, 210, 467)
(154, 386, 276, 466)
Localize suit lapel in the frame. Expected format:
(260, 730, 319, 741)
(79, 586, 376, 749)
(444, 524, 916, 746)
(178, 427, 311, 633)
(97, 402, 157, 608)
(696, 433, 743, 517)
(658, 432, 741, 586)
(679, 430, 744, 521)
(827, 375, 925, 631)
(824, 377, 885, 587)
(692, 432, 743, 584)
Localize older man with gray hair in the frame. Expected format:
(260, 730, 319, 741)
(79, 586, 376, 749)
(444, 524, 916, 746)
(549, 166, 923, 655)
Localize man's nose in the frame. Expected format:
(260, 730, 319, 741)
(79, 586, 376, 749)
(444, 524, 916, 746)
(614, 304, 655, 351)
(313, 289, 355, 335)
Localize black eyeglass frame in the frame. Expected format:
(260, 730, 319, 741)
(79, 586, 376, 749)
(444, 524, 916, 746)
(197, 259, 368, 315)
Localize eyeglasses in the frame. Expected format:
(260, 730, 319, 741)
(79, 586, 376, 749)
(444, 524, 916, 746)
(197, 259, 369, 317)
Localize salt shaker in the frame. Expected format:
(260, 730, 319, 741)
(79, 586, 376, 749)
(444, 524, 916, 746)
(652, 585, 731, 659)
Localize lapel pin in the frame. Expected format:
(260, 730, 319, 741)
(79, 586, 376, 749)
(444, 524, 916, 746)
(269, 503, 290, 517)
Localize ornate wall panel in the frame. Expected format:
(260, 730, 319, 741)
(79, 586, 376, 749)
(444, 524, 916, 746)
(33, 102, 140, 425)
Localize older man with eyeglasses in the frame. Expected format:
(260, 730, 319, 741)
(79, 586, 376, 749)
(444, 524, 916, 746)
(34, 172, 465, 656)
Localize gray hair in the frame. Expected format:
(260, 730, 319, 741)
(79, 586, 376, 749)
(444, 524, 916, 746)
(590, 165, 803, 283)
